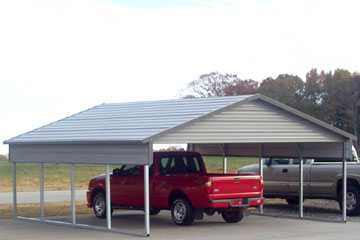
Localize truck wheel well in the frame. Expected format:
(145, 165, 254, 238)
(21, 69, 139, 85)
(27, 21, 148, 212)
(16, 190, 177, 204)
(168, 190, 191, 208)
(91, 187, 105, 203)
(337, 178, 359, 194)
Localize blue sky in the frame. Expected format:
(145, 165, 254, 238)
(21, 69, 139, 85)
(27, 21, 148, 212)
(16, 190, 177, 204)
(0, 0, 359, 154)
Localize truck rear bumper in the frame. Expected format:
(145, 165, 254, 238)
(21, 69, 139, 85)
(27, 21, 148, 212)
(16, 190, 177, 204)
(208, 197, 265, 208)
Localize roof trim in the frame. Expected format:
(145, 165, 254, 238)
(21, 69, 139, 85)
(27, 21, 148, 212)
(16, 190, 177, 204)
(5, 139, 144, 145)
(143, 95, 259, 143)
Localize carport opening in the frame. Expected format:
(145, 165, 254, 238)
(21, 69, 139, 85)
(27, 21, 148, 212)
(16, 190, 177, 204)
(11, 162, 150, 237)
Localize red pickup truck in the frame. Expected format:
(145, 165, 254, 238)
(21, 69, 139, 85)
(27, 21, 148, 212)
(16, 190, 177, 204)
(87, 151, 264, 226)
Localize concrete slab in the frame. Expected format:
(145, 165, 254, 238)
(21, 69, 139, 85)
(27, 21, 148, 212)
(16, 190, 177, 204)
(0, 212, 359, 240)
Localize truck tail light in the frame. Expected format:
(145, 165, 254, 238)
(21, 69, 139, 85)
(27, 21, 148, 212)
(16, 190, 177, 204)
(205, 180, 212, 188)
(260, 179, 264, 186)
(205, 180, 212, 193)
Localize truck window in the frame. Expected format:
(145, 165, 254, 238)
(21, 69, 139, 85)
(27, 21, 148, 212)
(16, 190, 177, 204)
(270, 158, 290, 165)
(120, 165, 140, 176)
(160, 155, 203, 174)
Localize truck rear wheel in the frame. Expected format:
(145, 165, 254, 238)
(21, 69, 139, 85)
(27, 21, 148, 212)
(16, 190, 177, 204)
(338, 185, 360, 216)
(221, 209, 244, 223)
(171, 198, 195, 226)
(150, 208, 161, 215)
(285, 197, 300, 205)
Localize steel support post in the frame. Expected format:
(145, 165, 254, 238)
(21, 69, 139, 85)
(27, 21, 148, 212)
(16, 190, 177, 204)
(342, 141, 347, 222)
(105, 165, 111, 229)
(219, 144, 227, 174)
(144, 165, 150, 237)
(12, 162, 17, 219)
(223, 157, 227, 174)
(40, 163, 45, 221)
(71, 164, 76, 225)
(299, 157, 304, 218)
(296, 143, 304, 218)
(259, 144, 263, 214)
(145, 142, 152, 237)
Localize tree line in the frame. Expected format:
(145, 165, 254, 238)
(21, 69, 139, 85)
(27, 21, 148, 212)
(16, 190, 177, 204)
(181, 69, 360, 146)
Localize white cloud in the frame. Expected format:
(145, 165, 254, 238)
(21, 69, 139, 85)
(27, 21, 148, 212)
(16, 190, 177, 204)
(0, 0, 359, 153)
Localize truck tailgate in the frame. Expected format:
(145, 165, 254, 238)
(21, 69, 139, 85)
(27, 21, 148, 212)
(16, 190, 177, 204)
(208, 174, 262, 197)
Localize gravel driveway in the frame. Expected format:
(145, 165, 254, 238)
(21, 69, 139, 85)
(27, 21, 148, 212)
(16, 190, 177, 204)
(257, 198, 360, 222)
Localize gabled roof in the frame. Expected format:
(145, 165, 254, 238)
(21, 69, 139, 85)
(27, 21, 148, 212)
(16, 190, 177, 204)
(4, 95, 253, 144)
(4, 94, 356, 145)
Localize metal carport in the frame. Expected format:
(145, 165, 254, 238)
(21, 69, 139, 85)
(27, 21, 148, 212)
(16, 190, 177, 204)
(4, 94, 356, 237)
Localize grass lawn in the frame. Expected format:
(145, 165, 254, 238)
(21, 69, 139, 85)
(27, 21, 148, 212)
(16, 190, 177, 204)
(0, 161, 110, 192)
(203, 156, 258, 174)
(0, 156, 258, 192)
(0, 201, 92, 219)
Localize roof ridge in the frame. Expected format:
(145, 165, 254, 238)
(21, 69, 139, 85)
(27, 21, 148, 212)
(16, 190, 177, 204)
(103, 94, 254, 105)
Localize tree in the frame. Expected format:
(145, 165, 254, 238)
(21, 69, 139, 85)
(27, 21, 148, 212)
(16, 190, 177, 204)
(180, 72, 259, 98)
(303, 69, 326, 119)
(322, 69, 360, 141)
(223, 79, 259, 96)
(258, 74, 304, 111)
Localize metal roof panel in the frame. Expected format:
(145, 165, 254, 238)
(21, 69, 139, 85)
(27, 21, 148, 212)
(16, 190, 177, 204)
(4, 95, 251, 144)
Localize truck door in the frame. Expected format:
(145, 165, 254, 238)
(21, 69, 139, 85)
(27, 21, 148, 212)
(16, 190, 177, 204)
(287, 159, 310, 195)
(112, 165, 142, 207)
(309, 163, 338, 197)
(263, 158, 290, 194)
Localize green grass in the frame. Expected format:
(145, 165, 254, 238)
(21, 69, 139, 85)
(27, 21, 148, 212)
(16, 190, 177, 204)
(0, 161, 113, 192)
(202, 156, 258, 173)
(0, 157, 258, 191)
(0, 201, 92, 219)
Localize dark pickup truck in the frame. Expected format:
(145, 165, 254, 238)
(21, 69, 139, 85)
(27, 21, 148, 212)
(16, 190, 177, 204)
(87, 151, 264, 225)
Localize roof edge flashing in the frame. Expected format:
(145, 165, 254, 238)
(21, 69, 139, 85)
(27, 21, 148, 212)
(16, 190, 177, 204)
(4, 140, 144, 145)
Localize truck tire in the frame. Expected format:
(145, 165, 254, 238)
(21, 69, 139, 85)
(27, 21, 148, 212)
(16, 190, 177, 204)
(171, 198, 195, 226)
(338, 185, 360, 216)
(93, 192, 112, 218)
(285, 197, 300, 205)
(150, 208, 161, 215)
(221, 209, 244, 223)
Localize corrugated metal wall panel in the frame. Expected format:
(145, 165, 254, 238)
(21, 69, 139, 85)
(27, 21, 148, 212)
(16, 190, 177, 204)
(154, 100, 345, 144)
(9, 143, 149, 165)
(192, 142, 344, 158)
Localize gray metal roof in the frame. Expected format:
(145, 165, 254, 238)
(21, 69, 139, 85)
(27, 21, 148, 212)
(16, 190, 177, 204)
(4, 95, 253, 144)
(4, 94, 356, 145)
